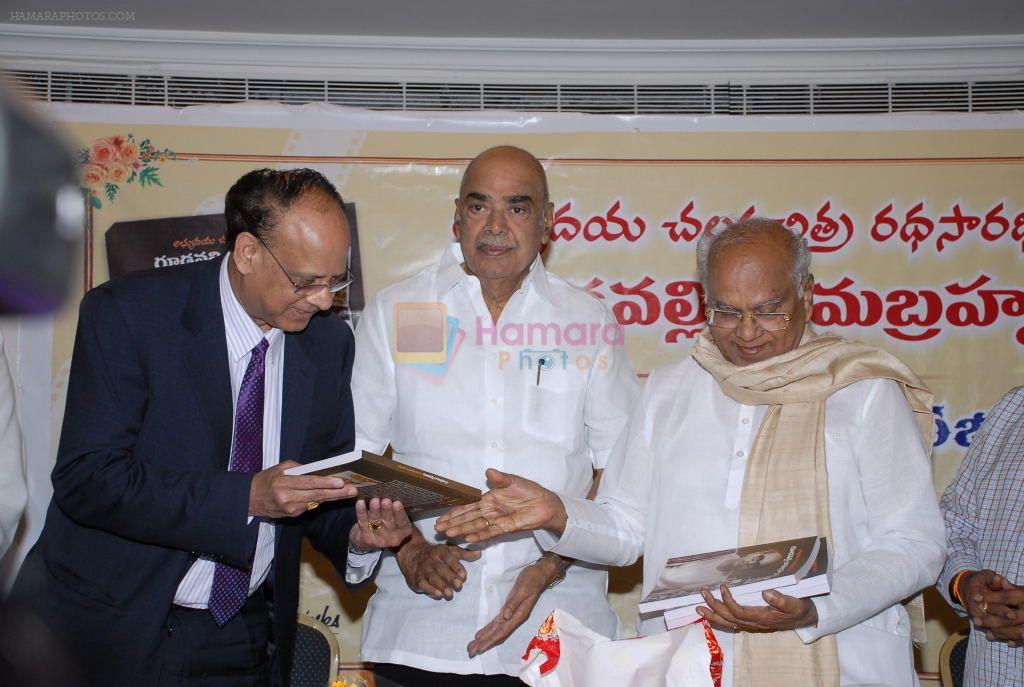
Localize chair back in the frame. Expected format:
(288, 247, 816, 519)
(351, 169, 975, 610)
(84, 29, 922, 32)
(291, 615, 340, 687)
(939, 630, 969, 687)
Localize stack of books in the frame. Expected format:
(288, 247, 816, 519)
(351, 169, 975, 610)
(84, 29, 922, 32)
(635, 535, 831, 630)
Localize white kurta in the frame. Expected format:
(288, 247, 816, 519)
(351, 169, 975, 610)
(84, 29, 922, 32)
(353, 243, 640, 674)
(537, 356, 945, 687)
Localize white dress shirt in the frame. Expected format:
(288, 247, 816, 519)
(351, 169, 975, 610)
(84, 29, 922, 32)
(537, 355, 945, 687)
(173, 255, 284, 607)
(352, 243, 640, 675)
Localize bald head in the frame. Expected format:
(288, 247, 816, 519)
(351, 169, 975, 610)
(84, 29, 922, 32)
(460, 146, 549, 204)
(453, 145, 554, 294)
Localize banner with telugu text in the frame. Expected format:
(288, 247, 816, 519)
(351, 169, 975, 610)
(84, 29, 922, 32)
(31, 101, 1024, 677)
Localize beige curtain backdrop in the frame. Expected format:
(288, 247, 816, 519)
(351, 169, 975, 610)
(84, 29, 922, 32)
(23, 102, 1024, 679)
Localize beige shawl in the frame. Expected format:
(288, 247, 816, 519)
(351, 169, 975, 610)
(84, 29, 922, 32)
(691, 329, 933, 687)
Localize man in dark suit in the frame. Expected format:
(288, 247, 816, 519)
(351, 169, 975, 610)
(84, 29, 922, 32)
(13, 168, 411, 686)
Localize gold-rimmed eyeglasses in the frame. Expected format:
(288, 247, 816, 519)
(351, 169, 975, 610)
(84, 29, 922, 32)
(705, 308, 793, 332)
(255, 234, 354, 295)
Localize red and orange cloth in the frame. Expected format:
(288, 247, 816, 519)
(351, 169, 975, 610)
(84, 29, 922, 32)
(521, 610, 722, 687)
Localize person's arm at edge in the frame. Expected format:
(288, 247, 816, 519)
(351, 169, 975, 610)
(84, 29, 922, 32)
(935, 389, 1021, 614)
(0, 330, 26, 558)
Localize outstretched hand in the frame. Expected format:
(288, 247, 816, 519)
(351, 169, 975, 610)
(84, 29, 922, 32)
(435, 469, 566, 543)
(468, 559, 556, 657)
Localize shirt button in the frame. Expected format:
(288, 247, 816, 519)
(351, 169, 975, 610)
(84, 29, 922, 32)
(741, 418, 750, 424)
(490, 442, 498, 449)
(491, 398, 499, 405)
(486, 584, 494, 592)
(736, 450, 745, 457)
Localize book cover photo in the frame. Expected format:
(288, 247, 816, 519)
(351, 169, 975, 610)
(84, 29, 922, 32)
(639, 535, 822, 614)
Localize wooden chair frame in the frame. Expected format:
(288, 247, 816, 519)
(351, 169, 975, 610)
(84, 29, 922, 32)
(938, 629, 969, 687)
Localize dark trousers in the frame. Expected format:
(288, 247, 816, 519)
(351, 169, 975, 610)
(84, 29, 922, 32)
(375, 663, 525, 687)
(158, 591, 272, 687)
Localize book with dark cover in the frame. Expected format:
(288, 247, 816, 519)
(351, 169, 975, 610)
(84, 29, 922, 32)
(638, 535, 822, 615)
(285, 450, 482, 516)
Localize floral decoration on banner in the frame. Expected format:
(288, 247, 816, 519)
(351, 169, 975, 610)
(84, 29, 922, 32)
(78, 134, 176, 209)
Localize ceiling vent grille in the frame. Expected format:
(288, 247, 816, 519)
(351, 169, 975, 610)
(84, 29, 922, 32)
(6, 69, 1024, 114)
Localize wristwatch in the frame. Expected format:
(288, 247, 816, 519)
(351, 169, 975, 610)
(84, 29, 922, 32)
(534, 551, 572, 589)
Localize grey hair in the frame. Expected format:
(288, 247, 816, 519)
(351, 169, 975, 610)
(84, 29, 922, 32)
(695, 217, 812, 297)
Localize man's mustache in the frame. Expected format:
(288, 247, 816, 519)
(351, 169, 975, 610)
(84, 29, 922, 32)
(476, 239, 514, 250)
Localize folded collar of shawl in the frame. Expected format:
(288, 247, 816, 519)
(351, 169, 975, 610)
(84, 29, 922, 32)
(691, 327, 860, 406)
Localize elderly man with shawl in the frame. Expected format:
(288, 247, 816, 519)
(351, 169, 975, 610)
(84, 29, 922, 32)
(437, 218, 946, 687)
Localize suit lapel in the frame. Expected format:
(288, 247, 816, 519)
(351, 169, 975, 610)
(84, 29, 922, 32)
(182, 261, 233, 469)
(276, 334, 315, 549)
(280, 333, 315, 465)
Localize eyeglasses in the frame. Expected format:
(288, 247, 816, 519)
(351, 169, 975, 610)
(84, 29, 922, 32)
(705, 308, 793, 332)
(255, 235, 354, 295)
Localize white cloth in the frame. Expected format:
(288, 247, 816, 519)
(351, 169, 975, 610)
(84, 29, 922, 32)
(0, 330, 26, 559)
(537, 356, 945, 687)
(173, 255, 285, 606)
(352, 242, 640, 675)
(519, 610, 714, 687)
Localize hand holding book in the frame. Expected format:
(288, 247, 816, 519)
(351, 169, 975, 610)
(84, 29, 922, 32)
(434, 468, 567, 542)
(286, 451, 481, 517)
(642, 536, 829, 633)
(696, 584, 818, 633)
(250, 460, 359, 518)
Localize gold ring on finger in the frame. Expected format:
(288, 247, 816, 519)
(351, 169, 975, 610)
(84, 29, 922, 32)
(367, 519, 385, 532)
(306, 501, 319, 511)
(981, 600, 989, 614)
(484, 518, 492, 529)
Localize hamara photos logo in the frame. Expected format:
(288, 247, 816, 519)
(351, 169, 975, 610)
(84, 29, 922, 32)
(392, 301, 625, 381)
(393, 303, 464, 381)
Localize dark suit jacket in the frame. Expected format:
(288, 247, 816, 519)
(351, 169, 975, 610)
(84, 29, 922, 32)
(13, 258, 359, 686)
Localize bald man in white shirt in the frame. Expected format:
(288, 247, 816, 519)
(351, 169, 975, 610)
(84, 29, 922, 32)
(351, 146, 640, 686)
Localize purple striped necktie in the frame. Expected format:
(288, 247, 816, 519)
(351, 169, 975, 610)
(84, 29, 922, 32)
(209, 337, 269, 627)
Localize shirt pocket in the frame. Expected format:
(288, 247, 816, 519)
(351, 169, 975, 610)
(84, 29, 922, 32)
(521, 362, 583, 446)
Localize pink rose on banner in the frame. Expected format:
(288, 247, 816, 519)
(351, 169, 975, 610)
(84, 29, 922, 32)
(117, 140, 141, 163)
(107, 162, 131, 185)
(81, 164, 107, 188)
(77, 133, 175, 209)
(89, 139, 117, 165)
